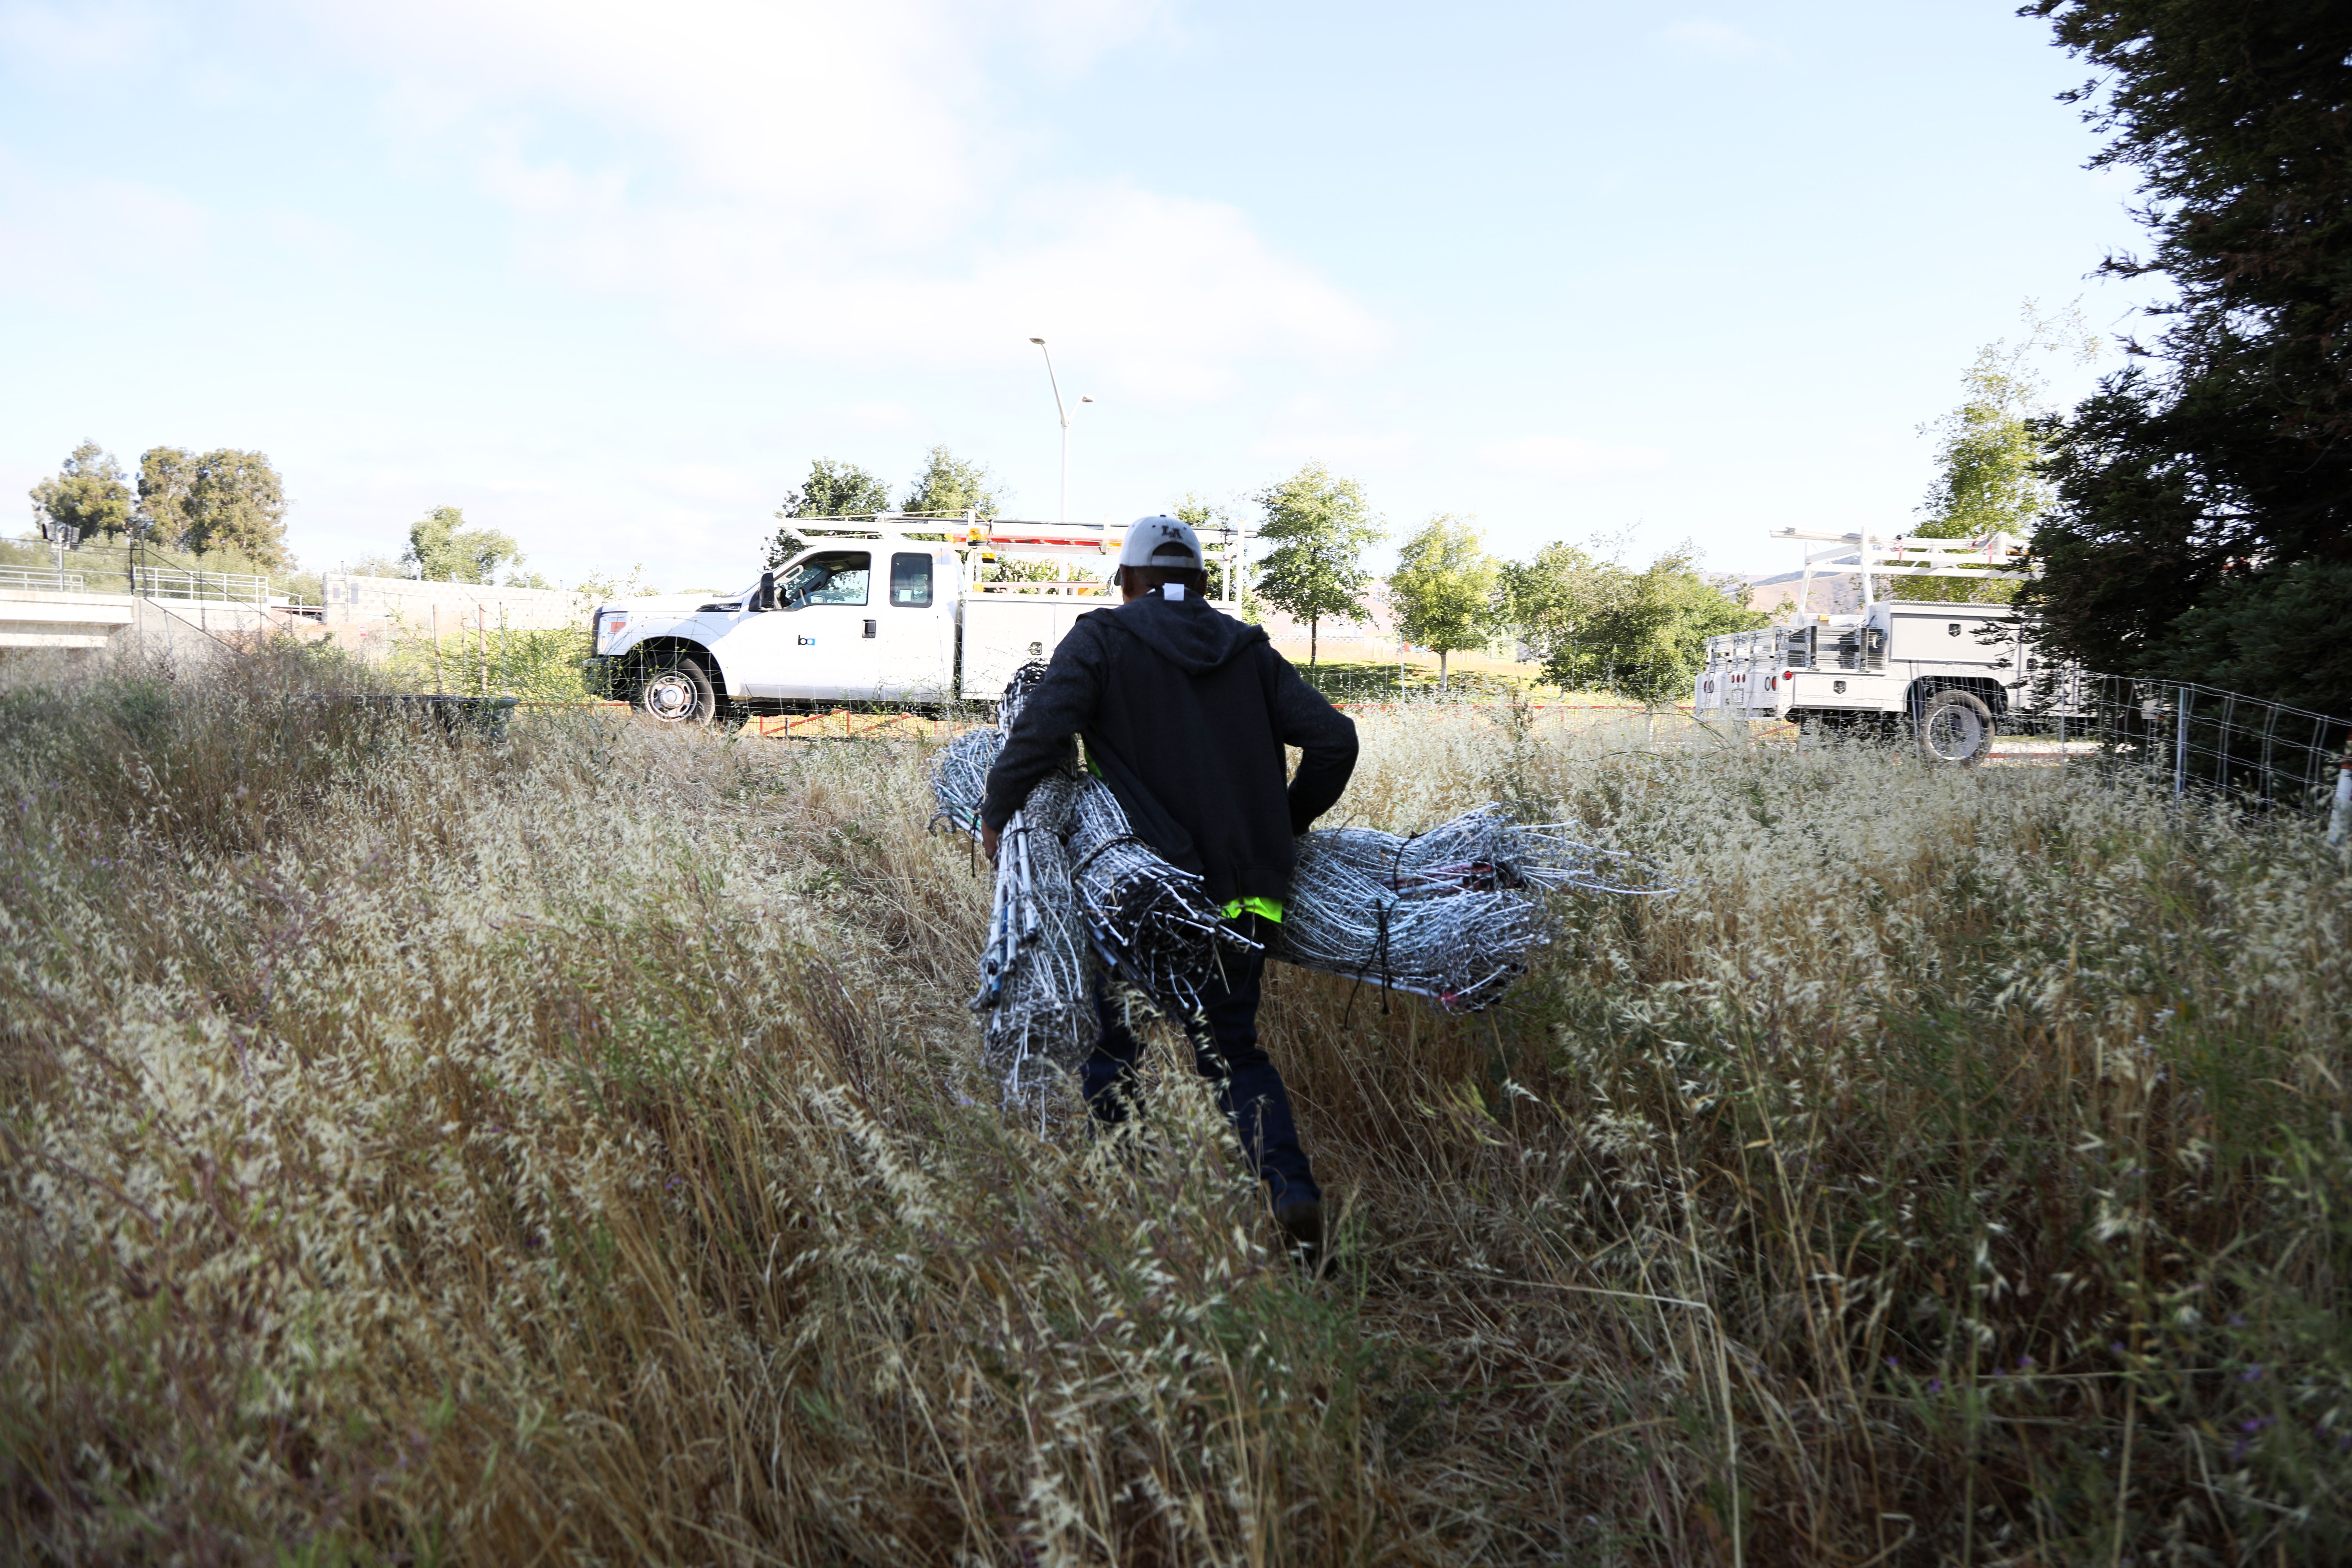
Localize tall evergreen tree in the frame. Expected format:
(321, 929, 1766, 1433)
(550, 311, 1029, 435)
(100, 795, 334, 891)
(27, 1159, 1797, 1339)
(135, 448, 200, 546)
(2023, 2, 2352, 714)
(133, 447, 290, 566)
(182, 450, 288, 565)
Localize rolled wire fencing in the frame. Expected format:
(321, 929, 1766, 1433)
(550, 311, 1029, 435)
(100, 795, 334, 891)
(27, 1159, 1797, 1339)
(932, 671, 1679, 1118)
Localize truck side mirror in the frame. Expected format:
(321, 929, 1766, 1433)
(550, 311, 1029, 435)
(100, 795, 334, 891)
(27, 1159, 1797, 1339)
(758, 570, 775, 611)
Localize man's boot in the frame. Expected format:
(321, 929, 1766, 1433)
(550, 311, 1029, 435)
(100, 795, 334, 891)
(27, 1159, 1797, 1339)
(1274, 1198, 1325, 1276)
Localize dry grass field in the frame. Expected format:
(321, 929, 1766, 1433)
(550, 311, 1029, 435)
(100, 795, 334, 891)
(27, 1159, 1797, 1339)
(5, 651, 2351, 1565)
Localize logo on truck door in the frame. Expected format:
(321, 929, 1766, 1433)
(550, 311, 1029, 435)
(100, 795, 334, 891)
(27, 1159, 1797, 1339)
(798, 636, 815, 646)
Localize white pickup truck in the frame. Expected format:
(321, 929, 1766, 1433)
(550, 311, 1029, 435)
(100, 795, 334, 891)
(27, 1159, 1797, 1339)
(584, 514, 1245, 723)
(1695, 527, 2085, 763)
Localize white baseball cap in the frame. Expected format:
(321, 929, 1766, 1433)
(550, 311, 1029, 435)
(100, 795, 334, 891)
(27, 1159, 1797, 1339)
(1116, 515, 1203, 571)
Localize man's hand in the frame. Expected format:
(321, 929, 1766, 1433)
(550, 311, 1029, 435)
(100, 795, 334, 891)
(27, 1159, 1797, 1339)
(981, 821, 1001, 864)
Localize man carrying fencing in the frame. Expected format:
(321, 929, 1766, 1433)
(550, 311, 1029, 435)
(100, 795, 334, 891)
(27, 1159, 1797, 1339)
(980, 515, 1359, 1268)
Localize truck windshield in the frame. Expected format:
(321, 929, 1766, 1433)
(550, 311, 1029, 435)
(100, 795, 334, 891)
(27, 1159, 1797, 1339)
(780, 551, 869, 607)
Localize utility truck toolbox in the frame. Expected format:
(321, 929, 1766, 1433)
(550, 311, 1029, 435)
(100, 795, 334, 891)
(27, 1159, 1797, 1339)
(582, 512, 1247, 726)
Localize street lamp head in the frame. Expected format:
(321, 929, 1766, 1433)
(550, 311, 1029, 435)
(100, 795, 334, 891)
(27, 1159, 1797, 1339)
(1080, 395, 1094, 404)
(1029, 336, 1045, 344)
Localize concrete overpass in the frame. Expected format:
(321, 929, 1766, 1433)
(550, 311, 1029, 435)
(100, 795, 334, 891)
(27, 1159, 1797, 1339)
(0, 583, 282, 667)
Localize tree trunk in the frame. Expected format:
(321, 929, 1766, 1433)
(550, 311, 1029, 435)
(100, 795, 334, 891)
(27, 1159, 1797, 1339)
(1438, 649, 1449, 692)
(1309, 617, 1318, 667)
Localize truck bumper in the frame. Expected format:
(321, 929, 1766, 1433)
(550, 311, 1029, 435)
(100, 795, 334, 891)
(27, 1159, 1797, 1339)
(580, 654, 620, 699)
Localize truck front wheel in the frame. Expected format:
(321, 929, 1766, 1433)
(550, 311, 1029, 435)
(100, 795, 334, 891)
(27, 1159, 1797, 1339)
(638, 654, 718, 727)
(1916, 688, 1995, 766)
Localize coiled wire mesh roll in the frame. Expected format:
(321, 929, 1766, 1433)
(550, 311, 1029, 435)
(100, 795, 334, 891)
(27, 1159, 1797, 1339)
(1064, 777, 1257, 1016)
(933, 670, 1674, 1076)
(1272, 805, 1672, 1011)
(971, 767, 1094, 1102)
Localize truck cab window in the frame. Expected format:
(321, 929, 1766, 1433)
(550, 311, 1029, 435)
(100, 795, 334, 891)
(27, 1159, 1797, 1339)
(779, 551, 869, 608)
(889, 552, 933, 608)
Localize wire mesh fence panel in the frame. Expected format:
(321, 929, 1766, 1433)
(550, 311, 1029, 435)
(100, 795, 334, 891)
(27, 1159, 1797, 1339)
(2016, 672, 2352, 815)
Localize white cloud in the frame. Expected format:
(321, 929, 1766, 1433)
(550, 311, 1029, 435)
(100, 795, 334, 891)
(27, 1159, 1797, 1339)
(1660, 19, 1783, 59)
(1476, 435, 1667, 476)
(0, 149, 207, 305)
(273, 0, 1365, 397)
(0, 0, 172, 70)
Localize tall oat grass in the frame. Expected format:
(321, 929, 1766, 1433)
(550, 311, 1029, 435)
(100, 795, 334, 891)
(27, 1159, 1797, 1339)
(4, 653, 2350, 1564)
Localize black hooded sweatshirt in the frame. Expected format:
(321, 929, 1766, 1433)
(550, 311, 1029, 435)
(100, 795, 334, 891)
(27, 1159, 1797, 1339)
(979, 590, 1358, 906)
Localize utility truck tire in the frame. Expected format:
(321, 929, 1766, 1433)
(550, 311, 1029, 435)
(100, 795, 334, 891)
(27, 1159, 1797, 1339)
(1916, 688, 1994, 766)
(638, 655, 718, 727)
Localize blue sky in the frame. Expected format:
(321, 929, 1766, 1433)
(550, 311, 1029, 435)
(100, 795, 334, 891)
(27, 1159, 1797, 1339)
(0, 0, 2152, 590)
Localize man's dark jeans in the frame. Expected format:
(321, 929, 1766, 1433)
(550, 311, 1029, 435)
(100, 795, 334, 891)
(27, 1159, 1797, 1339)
(1082, 919, 1321, 1210)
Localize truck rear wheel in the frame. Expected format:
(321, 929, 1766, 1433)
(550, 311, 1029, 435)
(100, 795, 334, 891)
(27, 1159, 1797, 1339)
(638, 654, 718, 727)
(1916, 688, 1994, 766)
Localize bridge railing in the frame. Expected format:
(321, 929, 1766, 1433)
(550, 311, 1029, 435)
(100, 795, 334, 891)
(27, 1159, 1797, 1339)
(0, 544, 273, 607)
(0, 566, 88, 593)
(132, 562, 271, 607)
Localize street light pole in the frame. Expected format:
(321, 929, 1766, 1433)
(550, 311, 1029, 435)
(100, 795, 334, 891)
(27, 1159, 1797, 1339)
(1029, 337, 1092, 523)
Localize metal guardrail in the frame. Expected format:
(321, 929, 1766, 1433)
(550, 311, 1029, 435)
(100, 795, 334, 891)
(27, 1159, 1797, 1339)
(0, 567, 87, 593)
(133, 563, 271, 607)
(2, 543, 273, 607)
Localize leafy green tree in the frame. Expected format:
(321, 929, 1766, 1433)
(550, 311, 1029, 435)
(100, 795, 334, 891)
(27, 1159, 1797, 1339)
(134, 448, 290, 565)
(401, 505, 525, 584)
(1566, 551, 1763, 705)
(769, 457, 893, 566)
(28, 441, 132, 542)
(901, 446, 1005, 519)
(1505, 540, 1762, 704)
(1388, 514, 1499, 691)
(1172, 493, 1226, 531)
(2023, 2, 2352, 712)
(1894, 303, 2097, 603)
(1501, 540, 1606, 666)
(135, 448, 200, 546)
(182, 450, 289, 565)
(1252, 462, 1382, 666)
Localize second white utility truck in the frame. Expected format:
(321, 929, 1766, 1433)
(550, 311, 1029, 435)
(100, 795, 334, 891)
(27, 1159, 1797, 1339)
(584, 513, 1247, 723)
(1694, 527, 2086, 764)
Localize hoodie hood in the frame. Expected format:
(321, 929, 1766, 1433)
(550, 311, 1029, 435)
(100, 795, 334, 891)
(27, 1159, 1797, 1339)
(1094, 591, 1265, 675)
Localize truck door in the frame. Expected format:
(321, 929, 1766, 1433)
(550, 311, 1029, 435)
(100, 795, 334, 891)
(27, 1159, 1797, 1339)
(762, 549, 886, 700)
(874, 549, 955, 701)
